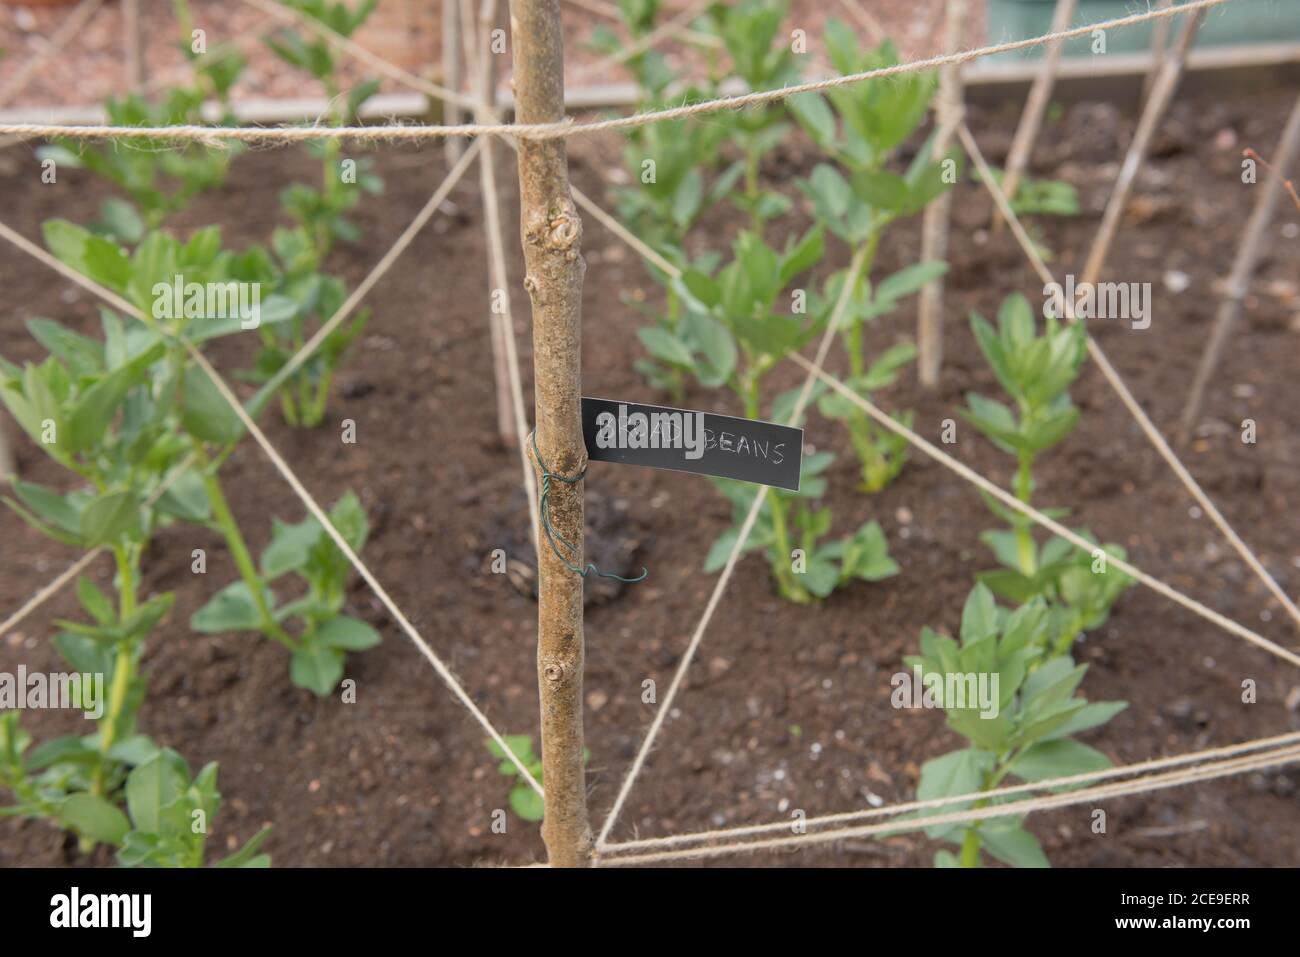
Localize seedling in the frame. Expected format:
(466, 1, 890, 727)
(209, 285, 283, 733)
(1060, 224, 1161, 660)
(40, 90, 237, 238)
(907, 584, 1127, 867)
(18, 221, 379, 696)
(230, 230, 371, 427)
(981, 167, 1080, 260)
(484, 735, 589, 823)
(963, 293, 1133, 648)
(265, 0, 384, 255)
(1, 721, 270, 867)
(705, 452, 898, 603)
(38, 7, 246, 238)
(789, 22, 955, 492)
(257, 1, 382, 426)
(192, 490, 381, 696)
(710, 0, 799, 234)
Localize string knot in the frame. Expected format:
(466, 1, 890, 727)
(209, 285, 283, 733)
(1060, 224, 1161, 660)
(530, 431, 647, 584)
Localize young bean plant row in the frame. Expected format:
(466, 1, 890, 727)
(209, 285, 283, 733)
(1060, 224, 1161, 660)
(0, 0, 1128, 867)
(1, 0, 386, 866)
(581, 0, 1127, 866)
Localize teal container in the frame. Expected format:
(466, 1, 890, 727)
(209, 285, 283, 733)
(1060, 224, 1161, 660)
(984, 0, 1300, 61)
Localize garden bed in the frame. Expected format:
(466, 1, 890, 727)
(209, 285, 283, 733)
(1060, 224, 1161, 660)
(1, 81, 1298, 867)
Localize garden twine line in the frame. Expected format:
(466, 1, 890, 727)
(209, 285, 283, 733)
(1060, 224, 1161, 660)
(0, 0, 1228, 146)
(594, 741, 1300, 865)
(597, 729, 1300, 855)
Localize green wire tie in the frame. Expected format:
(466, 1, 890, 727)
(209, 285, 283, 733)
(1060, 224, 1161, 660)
(530, 431, 647, 585)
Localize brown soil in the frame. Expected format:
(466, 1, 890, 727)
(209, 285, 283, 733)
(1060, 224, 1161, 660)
(1, 85, 1298, 868)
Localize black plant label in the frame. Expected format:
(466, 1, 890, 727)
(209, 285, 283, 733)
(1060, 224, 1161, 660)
(581, 396, 803, 491)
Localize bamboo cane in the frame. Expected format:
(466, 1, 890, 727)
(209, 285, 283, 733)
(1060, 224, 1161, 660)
(0, 425, 13, 483)
(1178, 92, 1300, 444)
(472, 0, 518, 448)
(509, 0, 592, 868)
(994, 0, 1077, 233)
(1143, 0, 1175, 105)
(123, 0, 147, 92)
(1079, 8, 1203, 288)
(916, 0, 968, 389)
(443, 0, 464, 162)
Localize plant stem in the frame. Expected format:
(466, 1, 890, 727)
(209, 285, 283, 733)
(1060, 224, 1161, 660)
(191, 441, 295, 649)
(84, 545, 140, 851)
(744, 142, 761, 234)
(1013, 451, 1037, 576)
(768, 494, 804, 602)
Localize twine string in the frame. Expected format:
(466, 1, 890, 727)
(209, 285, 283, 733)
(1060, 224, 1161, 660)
(530, 431, 648, 584)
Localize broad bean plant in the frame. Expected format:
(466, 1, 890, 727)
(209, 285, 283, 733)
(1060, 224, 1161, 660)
(962, 293, 1133, 649)
(907, 584, 1127, 868)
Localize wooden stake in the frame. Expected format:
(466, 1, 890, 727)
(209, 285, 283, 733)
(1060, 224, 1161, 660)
(123, 0, 147, 92)
(509, 0, 592, 868)
(465, 0, 516, 447)
(994, 0, 1077, 232)
(1143, 0, 1175, 105)
(443, 0, 464, 162)
(917, 0, 967, 389)
(0, 424, 13, 483)
(1079, 9, 1203, 288)
(1178, 92, 1300, 444)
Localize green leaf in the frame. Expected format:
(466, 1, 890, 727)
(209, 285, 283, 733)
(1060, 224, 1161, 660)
(788, 92, 836, 150)
(1043, 700, 1127, 741)
(801, 554, 840, 597)
(637, 327, 695, 368)
(58, 793, 130, 846)
(180, 366, 243, 445)
(190, 581, 266, 633)
(99, 198, 146, 244)
(851, 168, 908, 211)
(65, 364, 141, 453)
(509, 785, 545, 822)
(290, 642, 345, 696)
(25, 318, 104, 378)
(26, 735, 98, 771)
(861, 342, 918, 391)
(959, 583, 999, 646)
(77, 577, 116, 626)
(485, 734, 535, 765)
(778, 227, 824, 285)
(1010, 739, 1112, 786)
(915, 748, 993, 839)
(981, 824, 1049, 868)
(682, 311, 736, 385)
(79, 490, 141, 546)
(875, 261, 948, 304)
(125, 754, 184, 834)
(9, 480, 82, 537)
(260, 516, 322, 579)
(217, 825, 273, 868)
(313, 615, 381, 651)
